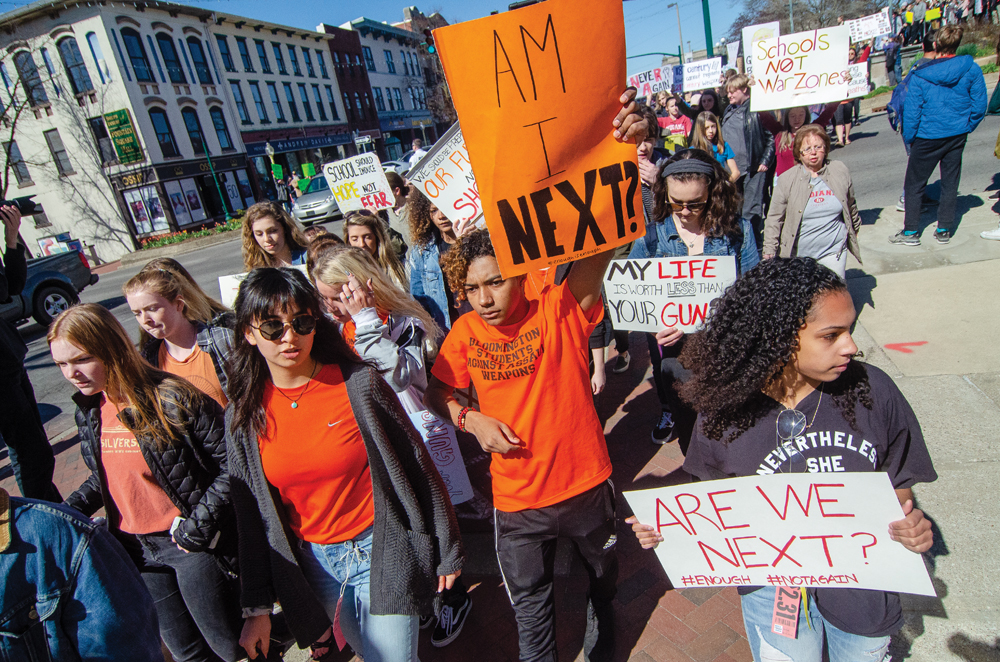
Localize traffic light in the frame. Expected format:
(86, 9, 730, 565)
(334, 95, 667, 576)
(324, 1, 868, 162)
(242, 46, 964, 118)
(423, 28, 435, 54)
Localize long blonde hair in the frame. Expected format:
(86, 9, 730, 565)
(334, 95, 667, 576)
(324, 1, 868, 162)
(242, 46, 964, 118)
(123, 258, 229, 350)
(312, 246, 441, 342)
(241, 201, 308, 270)
(343, 210, 408, 290)
(48, 304, 200, 447)
(691, 111, 725, 154)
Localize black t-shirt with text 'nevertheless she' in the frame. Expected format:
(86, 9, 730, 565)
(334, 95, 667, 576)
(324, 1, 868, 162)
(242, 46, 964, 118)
(682, 363, 938, 638)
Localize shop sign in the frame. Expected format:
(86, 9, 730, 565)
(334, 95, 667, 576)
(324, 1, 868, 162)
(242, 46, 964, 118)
(104, 109, 145, 165)
(154, 155, 247, 180)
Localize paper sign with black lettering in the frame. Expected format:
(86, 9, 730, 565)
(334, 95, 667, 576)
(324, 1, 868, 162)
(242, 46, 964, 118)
(624, 473, 936, 596)
(847, 63, 870, 99)
(683, 57, 723, 92)
(628, 65, 676, 99)
(435, 0, 644, 278)
(408, 411, 474, 505)
(847, 8, 893, 42)
(750, 26, 851, 112)
(406, 122, 484, 233)
(322, 153, 394, 213)
(604, 256, 737, 332)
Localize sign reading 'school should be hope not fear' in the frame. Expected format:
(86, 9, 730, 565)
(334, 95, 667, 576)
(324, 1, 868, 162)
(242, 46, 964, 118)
(435, 0, 644, 278)
(322, 153, 394, 213)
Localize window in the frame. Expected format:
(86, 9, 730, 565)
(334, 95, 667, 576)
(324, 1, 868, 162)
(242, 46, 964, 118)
(393, 88, 404, 111)
(15, 51, 48, 105)
(215, 35, 235, 72)
(364, 92, 373, 114)
(146, 35, 166, 82)
(324, 85, 339, 120)
(317, 51, 328, 78)
(385, 87, 394, 111)
(402, 52, 409, 76)
(297, 83, 314, 121)
(283, 82, 300, 121)
(287, 45, 301, 76)
(156, 33, 186, 84)
(383, 50, 395, 74)
(373, 87, 385, 112)
(342, 92, 353, 121)
(408, 88, 415, 110)
(333, 52, 341, 68)
(229, 81, 250, 123)
(411, 52, 421, 76)
(311, 84, 326, 121)
(235, 38, 253, 72)
(44, 129, 73, 175)
(121, 29, 153, 82)
(0, 62, 16, 104)
(354, 54, 362, 75)
(302, 49, 315, 78)
(266, 81, 285, 121)
(40, 48, 61, 97)
(362, 46, 376, 72)
(88, 117, 117, 164)
(418, 88, 426, 109)
(209, 107, 233, 151)
(255, 40, 271, 74)
(249, 81, 269, 123)
(186, 38, 213, 84)
(354, 92, 363, 119)
(86, 32, 109, 84)
(271, 43, 287, 74)
(5, 142, 31, 185)
(181, 107, 205, 154)
(149, 108, 179, 157)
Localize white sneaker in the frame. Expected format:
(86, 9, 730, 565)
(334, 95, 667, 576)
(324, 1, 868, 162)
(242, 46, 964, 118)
(981, 226, 1000, 241)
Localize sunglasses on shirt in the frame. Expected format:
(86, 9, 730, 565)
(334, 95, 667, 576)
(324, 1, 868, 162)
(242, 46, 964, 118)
(253, 315, 317, 341)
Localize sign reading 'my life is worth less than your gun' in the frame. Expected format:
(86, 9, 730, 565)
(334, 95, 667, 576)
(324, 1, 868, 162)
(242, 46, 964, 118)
(406, 122, 484, 233)
(625, 473, 936, 596)
(750, 26, 851, 112)
(322, 153, 394, 213)
(434, 0, 644, 278)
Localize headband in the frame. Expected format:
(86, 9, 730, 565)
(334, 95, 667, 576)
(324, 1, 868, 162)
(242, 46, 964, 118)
(661, 159, 716, 179)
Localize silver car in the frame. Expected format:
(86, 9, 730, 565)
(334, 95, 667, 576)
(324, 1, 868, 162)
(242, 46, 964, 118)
(290, 177, 345, 227)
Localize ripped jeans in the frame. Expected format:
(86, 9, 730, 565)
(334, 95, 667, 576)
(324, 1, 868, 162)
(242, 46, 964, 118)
(741, 587, 890, 662)
(297, 527, 419, 662)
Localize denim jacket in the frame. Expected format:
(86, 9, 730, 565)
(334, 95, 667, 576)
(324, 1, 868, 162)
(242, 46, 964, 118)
(629, 214, 760, 276)
(0, 491, 162, 661)
(407, 240, 451, 331)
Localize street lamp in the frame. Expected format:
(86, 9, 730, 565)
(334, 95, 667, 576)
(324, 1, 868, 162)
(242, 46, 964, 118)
(264, 141, 275, 164)
(667, 3, 684, 64)
(197, 133, 232, 222)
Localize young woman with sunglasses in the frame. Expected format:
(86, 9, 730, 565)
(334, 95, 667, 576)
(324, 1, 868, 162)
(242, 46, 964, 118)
(627, 257, 936, 662)
(226, 268, 463, 662)
(628, 148, 759, 447)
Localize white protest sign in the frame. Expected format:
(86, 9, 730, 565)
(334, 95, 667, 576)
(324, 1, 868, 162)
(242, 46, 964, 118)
(727, 41, 741, 69)
(743, 21, 780, 77)
(847, 63, 870, 98)
(218, 264, 309, 308)
(624, 473, 936, 596)
(323, 153, 394, 213)
(750, 26, 851, 112)
(683, 57, 722, 92)
(847, 8, 893, 42)
(406, 122, 484, 232)
(627, 65, 676, 100)
(408, 411, 473, 505)
(604, 256, 737, 333)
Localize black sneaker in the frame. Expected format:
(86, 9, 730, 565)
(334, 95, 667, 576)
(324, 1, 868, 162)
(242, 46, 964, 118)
(612, 351, 630, 374)
(419, 615, 435, 630)
(651, 410, 674, 445)
(431, 596, 471, 647)
(888, 230, 920, 246)
(935, 229, 952, 244)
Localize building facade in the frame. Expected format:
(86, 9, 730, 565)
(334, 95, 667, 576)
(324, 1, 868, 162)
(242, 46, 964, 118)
(392, 6, 457, 140)
(316, 23, 382, 158)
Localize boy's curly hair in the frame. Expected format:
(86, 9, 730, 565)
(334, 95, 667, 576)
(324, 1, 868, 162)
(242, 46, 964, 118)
(439, 228, 495, 304)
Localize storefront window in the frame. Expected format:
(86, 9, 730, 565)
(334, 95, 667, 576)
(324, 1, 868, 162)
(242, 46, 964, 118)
(124, 186, 169, 235)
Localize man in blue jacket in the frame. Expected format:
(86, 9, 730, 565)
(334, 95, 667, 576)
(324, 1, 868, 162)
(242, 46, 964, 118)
(891, 25, 987, 245)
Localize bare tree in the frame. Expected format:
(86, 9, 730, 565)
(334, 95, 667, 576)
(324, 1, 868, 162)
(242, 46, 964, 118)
(727, 0, 886, 41)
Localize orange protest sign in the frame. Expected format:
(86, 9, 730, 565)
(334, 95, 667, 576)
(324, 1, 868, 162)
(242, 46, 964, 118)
(434, 0, 643, 278)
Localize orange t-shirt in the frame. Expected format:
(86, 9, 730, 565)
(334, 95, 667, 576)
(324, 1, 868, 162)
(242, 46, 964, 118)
(159, 343, 228, 408)
(258, 364, 375, 544)
(432, 281, 611, 512)
(524, 267, 557, 301)
(99, 396, 181, 534)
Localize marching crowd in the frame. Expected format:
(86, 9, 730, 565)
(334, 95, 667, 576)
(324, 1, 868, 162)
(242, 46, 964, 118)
(2, 21, 996, 662)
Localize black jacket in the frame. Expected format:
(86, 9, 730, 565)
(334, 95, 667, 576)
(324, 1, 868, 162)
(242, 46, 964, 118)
(0, 244, 29, 373)
(64, 377, 236, 563)
(723, 100, 776, 174)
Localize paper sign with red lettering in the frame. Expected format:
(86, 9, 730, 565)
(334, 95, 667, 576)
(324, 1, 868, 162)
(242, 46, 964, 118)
(604, 256, 737, 333)
(323, 153, 394, 213)
(742, 21, 780, 78)
(624, 473, 936, 596)
(434, 0, 644, 278)
(750, 26, 851, 112)
(628, 65, 676, 100)
(683, 57, 723, 92)
(406, 122, 484, 233)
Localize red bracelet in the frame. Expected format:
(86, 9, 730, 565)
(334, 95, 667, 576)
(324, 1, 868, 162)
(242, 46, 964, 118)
(457, 407, 472, 432)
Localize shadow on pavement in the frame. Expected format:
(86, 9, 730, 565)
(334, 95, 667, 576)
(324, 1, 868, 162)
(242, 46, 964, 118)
(890, 508, 950, 660)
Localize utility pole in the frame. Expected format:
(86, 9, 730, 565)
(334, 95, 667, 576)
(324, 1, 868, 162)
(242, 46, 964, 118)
(702, 0, 714, 57)
(667, 3, 684, 63)
(789, 0, 795, 32)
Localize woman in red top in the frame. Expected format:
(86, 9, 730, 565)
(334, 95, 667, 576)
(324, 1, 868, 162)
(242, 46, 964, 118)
(760, 103, 840, 176)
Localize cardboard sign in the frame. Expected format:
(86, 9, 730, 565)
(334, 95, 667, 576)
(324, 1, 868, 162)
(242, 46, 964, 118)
(727, 42, 741, 69)
(322, 153, 394, 213)
(847, 8, 894, 42)
(218, 265, 309, 308)
(408, 411, 474, 505)
(683, 57, 722, 92)
(925, 7, 942, 21)
(604, 256, 737, 333)
(628, 65, 676, 99)
(750, 27, 851, 112)
(743, 21, 781, 77)
(847, 63, 870, 99)
(624, 473, 936, 596)
(435, 0, 644, 278)
(406, 122, 485, 232)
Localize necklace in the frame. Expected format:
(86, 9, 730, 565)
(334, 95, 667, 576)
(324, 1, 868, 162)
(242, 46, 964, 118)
(272, 362, 320, 409)
(799, 385, 824, 429)
(674, 217, 703, 250)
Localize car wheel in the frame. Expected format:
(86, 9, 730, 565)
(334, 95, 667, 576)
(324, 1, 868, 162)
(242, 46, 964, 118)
(32, 285, 76, 326)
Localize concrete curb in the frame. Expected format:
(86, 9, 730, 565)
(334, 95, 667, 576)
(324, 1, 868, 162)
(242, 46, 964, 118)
(861, 70, 998, 115)
(119, 230, 241, 268)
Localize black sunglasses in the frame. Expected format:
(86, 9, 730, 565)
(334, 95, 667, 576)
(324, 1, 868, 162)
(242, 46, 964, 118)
(668, 200, 709, 212)
(253, 315, 317, 341)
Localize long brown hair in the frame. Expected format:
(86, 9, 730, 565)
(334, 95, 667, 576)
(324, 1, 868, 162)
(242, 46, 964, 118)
(691, 111, 724, 153)
(651, 149, 742, 239)
(241, 201, 308, 270)
(406, 187, 439, 247)
(48, 304, 200, 447)
(343, 210, 408, 289)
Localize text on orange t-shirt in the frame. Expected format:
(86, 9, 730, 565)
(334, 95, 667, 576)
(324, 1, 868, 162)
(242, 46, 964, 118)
(159, 343, 228, 408)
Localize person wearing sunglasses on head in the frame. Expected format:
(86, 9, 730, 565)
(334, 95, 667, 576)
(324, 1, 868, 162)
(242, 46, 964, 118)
(628, 148, 759, 448)
(627, 257, 936, 662)
(762, 124, 862, 280)
(226, 268, 463, 662)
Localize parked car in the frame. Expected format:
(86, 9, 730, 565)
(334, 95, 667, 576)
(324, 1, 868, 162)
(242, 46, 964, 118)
(381, 160, 410, 177)
(0, 250, 99, 326)
(290, 176, 344, 227)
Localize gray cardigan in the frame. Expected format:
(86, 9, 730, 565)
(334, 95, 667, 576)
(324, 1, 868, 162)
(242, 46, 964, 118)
(226, 362, 463, 647)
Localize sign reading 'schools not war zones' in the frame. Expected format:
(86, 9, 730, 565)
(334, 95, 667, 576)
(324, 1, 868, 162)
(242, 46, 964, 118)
(751, 26, 851, 112)
(604, 256, 737, 333)
(434, 0, 644, 278)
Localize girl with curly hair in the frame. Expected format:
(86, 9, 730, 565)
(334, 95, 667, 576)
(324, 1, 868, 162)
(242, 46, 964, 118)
(241, 201, 308, 271)
(628, 257, 937, 662)
(405, 191, 465, 332)
(628, 148, 759, 446)
(343, 210, 408, 290)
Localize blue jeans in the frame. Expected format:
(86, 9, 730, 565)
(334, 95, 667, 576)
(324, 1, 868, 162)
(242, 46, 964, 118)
(741, 587, 890, 661)
(297, 528, 419, 662)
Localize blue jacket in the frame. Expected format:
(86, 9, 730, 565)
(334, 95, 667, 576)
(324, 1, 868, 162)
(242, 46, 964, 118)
(902, 55, 987, 144)
(0, 493, 161, 661)
(408, 240, 451, 332)
(628, 215, 760, 277)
